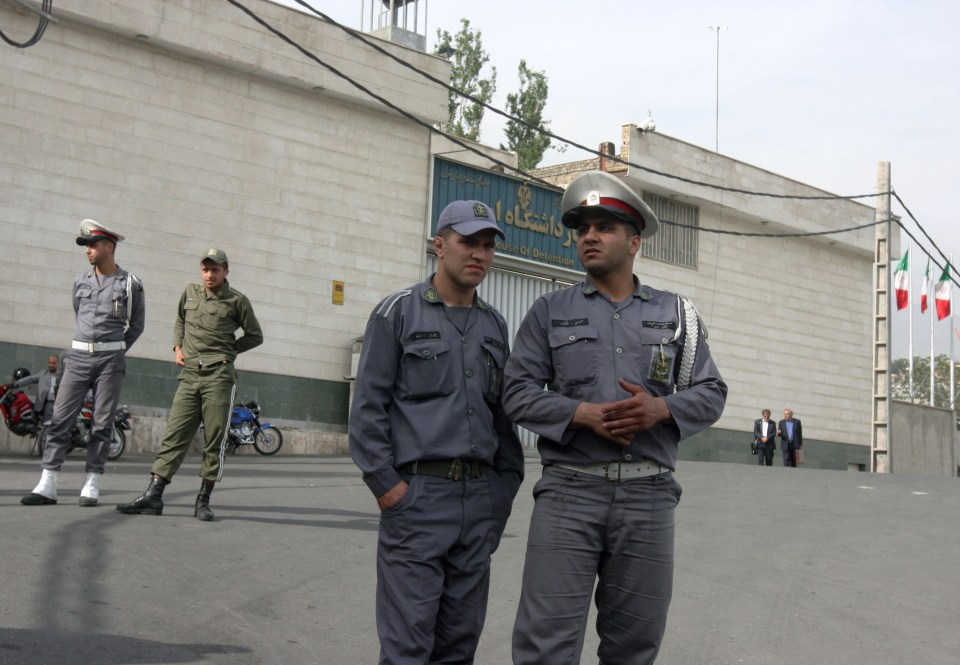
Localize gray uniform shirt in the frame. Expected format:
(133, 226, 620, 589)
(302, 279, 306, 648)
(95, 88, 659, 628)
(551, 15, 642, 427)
(72, 267, 145, 349)
(503, 278, 727, 470)
(349, 276, 525, 499)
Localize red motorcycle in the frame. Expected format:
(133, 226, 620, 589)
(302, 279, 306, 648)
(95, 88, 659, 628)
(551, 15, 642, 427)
(0, 382, 41, 442)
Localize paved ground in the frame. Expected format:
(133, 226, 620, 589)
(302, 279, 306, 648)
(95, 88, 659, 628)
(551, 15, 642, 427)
(1, 453, 958, 665)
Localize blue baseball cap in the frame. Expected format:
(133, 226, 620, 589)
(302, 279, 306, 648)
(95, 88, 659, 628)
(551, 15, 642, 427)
(436, 200, 504, 239)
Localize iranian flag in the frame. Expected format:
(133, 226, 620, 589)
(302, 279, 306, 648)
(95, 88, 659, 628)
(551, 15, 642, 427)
(920, 258, 930, 313)
(893, 249, 909, 310)
(935, 264, 951, 321)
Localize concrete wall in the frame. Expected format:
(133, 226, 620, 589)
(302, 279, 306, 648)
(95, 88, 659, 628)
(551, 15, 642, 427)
(0, 0, 452, 450)
(534, 128, 880, 458)
(890, 401, 957, 476)
(618, 129, 878, 453)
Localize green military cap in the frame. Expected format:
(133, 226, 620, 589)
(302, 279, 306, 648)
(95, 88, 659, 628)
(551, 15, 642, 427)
(201, 248, 229, 265)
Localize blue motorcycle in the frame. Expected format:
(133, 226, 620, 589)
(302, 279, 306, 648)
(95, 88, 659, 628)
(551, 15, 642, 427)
(226, 400, 283, 456)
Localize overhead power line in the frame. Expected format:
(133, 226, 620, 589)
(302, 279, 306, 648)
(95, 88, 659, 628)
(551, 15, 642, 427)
(0, 0, 53, 48)
(230, 0, 954, 273)
(289, 0, 881, 202)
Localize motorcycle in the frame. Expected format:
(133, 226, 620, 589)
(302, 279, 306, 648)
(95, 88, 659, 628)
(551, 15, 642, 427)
(0, 383, 42, 449)
(34, 399, 129, 462)
(225, 400, 283, 456)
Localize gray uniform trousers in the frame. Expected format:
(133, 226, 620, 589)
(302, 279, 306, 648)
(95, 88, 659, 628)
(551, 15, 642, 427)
(512, 466, 682, 665)
(41, 350, 125, 474)
(377, 472, 511, 665)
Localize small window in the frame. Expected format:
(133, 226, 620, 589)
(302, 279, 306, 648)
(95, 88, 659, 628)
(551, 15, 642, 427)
(642, 192, 699, 269)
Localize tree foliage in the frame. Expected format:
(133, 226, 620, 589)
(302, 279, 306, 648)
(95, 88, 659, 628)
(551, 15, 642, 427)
(501, 59, 553, 171)
(434, 19, 497, 142)
(890, 354, 958, 410)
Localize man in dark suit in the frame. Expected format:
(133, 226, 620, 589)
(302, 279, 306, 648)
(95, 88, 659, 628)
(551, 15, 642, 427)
(777, 409, 803, 467)
(14, 355, 60, 422)
(753, 408, 776, 466)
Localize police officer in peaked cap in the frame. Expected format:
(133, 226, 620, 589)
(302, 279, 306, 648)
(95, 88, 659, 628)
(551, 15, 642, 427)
(503, 171, 727, 665)
(22, 218, 145, 507)
(560, 169, 660, 237)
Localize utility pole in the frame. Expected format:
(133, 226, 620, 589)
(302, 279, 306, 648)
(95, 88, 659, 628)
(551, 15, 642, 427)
(708, 26, 726, 152)
(871, 161, 892, 473)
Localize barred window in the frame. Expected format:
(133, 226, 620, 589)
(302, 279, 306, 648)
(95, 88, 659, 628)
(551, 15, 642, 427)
(641, 192, 699, 269)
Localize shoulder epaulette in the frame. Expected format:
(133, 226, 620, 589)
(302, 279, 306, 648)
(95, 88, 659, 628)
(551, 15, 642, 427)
(376, 289, 412, 318)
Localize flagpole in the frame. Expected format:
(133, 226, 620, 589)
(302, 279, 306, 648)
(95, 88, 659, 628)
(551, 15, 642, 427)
(930, 265, 935, 407)
(908, 243, 914, 400)
(950, 254, 955, 410)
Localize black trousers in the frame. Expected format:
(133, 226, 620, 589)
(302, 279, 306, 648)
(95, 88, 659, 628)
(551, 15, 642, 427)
(757, 443, 775, 466)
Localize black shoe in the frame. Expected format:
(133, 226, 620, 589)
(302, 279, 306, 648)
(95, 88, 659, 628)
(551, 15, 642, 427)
(21, 493, 57, 505)
(116, 494, 163, 515)
(116, 475, 168, 515)
(194, 479, 215, 522)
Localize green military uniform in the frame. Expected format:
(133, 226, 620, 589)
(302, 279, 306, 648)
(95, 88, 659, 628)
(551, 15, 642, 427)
(151, 279, 263, 482)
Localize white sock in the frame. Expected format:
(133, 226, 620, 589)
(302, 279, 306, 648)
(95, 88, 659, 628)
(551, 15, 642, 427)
(31, 469, 59, 500)
(80, 472, 100, 500)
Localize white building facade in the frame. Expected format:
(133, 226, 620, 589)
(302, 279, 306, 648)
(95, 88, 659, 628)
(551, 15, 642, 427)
(1, 1, 882, 467)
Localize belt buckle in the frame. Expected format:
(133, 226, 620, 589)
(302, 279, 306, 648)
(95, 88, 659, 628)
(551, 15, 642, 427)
(602, 462, 620, 483)
(449, 459, 463, 481)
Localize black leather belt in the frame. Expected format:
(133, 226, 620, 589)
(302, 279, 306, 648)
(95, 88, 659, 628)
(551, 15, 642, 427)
(199, 360, 232, 369)
(400, 459, 490, 481)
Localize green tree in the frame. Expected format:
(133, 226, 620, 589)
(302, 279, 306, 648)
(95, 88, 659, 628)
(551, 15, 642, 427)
(501, 59, 553, 171)
(890, 354, 958, 409)
(434, 19, 497, 142)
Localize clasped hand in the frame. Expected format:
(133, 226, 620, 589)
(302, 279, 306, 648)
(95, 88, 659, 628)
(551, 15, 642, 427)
(574, 379, 671, 447)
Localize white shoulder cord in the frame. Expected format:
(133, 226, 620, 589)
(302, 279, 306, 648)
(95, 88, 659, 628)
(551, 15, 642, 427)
(675, 296, 706, 392)
(125, 273, 133, 331)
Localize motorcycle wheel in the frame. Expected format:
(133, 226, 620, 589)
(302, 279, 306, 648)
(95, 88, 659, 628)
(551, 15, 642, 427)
(253, 426, 283, 456)
(33, 424, 47, 458)
(107, 427, 126, 461)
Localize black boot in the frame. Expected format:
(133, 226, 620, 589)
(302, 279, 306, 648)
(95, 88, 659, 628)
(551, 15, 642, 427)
(194, 479, 215, 522)
(116, 475, 169, 515)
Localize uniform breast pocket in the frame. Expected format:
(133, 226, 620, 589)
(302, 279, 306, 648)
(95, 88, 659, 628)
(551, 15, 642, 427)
(399, 340, 454, 400)
(638, 328, 678, 389)
(183, 299, 201, 323)
(204, 303, 232, 332)
(75, 285, 94, 300)
(480, 341, 505, 404)
(548, 325, 599, 389)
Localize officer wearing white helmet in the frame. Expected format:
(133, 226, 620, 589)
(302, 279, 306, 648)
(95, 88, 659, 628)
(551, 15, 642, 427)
(21, 219, 145, 507)
(503, 171, 727, 665)
(349, 200, 524, 664)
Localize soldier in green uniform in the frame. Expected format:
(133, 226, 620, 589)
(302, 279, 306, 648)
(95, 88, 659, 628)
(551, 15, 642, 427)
(117, 248, 263, 521)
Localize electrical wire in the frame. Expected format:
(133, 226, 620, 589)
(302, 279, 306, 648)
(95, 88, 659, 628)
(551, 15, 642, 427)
(224, 0, 559, 190)
(290, 0, 882, 202)
(235, 1, 958, 287)
(0, 0, 52, 48)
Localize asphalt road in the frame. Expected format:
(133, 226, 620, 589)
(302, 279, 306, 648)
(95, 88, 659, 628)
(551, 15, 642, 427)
(1, 454, 958, 664)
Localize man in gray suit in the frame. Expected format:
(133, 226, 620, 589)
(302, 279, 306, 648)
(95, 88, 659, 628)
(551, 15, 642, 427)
(14, 355, 60, 423)
(777, 409, 803, 467)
